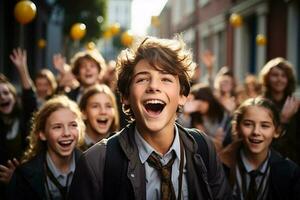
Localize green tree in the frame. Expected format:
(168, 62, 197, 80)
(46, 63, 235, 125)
(56, 0, 107, 43)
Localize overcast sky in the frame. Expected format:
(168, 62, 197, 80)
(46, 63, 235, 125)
(131, 0, 167, 35)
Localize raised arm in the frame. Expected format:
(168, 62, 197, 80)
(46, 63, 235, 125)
(53, 53, 68, 75)
(201, 50, 215, 88)
(9, 48, 33, 90)
(53, 53, 79, 92)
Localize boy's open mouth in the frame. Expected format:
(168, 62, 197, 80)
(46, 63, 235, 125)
(144, 99, 166, 115)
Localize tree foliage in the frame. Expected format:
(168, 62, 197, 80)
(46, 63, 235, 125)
(56, 0, 107, 43)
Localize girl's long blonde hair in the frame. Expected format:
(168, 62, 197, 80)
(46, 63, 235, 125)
(22, 95, 85, 163)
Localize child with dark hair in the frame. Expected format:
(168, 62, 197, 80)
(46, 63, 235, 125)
(69, 36, 231, 200)
(67, 50, 106, 102)
(187, 83, 231, 151)
(219, 97, 300, 199)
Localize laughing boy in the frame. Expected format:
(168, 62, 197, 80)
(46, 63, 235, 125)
(69, 36, 232, 200)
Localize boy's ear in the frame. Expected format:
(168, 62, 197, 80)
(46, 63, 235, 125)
(39, 132, 47, 141)
(179, 94, 187, 106)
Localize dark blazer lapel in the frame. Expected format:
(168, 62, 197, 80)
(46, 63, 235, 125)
(19, 153, 46, 199)
(74, 148, 82, 163)
(268, 149, 290, 199)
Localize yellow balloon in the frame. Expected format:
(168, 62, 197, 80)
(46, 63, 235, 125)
(121, 31, 133, 46)
(14, 0, 37, 25)
(151, 16, 160, 27)
(86, 42, 96, 50)
(110, 23, 120, 35)
(103, 30, 112, 40)
(37, 39, 46, 49)
(70, 23, 86, 40)
(229, 13, 242, 28)
(256, 34, 267, 46)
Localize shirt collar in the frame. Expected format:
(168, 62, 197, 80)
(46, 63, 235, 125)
(240, 149, 270, 174)
(134, 125, 181, 164)
(46, 151, 76, 178)
(84, 134, 95, 146)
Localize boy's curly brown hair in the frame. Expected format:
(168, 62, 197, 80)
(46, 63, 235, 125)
(116, 35, 196, 120)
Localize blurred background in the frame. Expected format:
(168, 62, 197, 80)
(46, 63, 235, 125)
(0, 0, 299, 92)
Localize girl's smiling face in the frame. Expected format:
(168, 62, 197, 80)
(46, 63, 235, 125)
(83, 92, 115, 137)
(238, 105, 279, 158)
(39, 108, 79, 160)
(268, 66, 288, 94)
(0, 83, 16, 115)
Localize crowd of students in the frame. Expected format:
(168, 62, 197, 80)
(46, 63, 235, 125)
(0, 35, 299, 199)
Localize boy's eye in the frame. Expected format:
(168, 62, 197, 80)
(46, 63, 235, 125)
(135, 77, 148, 83)
(161, 77, 173, 82)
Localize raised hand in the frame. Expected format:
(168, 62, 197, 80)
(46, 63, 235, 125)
(9, 48, 28, 73)
(53, 53, 69, 74)
(58, 70, 79, 91)
(201, 50, 215, 73)
(281, 96, 299, 123)
(9, 48, 32, 89)
(0, 158, 20, 184)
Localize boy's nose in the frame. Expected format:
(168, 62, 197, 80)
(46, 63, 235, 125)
(147, 79, 161, 93)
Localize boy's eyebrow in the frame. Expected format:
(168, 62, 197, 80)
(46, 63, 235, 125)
(132, 71, 150, 78)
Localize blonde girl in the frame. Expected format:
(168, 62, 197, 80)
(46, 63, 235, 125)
(79, 84, 119, 150)
(9, 95, 85, 200)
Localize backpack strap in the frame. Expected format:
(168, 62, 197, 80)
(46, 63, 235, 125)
(103, 135, 133, 200)
(186, 128, 210, 169)
(185, 128, 215, 199)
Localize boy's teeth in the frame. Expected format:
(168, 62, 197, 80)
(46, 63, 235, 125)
(145, 100, 164, 104)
